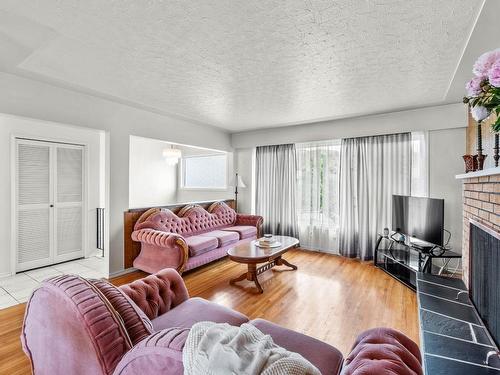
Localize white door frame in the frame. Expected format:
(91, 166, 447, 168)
(10, 135, 89, 275)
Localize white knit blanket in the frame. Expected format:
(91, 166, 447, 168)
(183, 322, 321, 375)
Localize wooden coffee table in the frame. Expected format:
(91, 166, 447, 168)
(227, 235, 299, 293)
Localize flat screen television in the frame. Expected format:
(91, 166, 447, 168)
(392, 195, 445, 247)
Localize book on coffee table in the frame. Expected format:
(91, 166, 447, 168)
(257, 237, 281, 248)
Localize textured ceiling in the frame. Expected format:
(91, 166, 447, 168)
(0, 0, 483, 131)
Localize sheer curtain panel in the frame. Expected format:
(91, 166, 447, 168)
(410, 131, 429, 197)
(255, 144, 298, 237)
(296, 141, 341, 253)
(338, 133, 411, 260)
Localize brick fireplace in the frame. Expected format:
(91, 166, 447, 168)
(460, 170, 500, 287)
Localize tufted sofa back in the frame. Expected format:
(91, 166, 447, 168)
(134, 202, 237, 237)
(119, 268, 189, 320)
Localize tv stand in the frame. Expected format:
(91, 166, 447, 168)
(409, 240, 434, 252)
(374, 235, 461, 291)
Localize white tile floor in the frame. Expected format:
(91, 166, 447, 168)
(0, 256, 107, 309)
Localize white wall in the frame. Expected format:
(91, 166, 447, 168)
(0, 72, 232, 275)
(0, 113, 105, 277)
(129, 136, 177, 208)
(232, 103, 466, 148)
(428, 128, 466, 253)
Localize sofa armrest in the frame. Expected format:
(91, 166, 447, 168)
(119, 269, 190, 320)
(132, 229, 189, 273)
(114, 328, 189, 375)
(132, 228, 185, 248)
(235, 214, 263, 236)
(341, 327, 422, 375)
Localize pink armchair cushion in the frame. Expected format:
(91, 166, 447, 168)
(250, 319, 344, 375)
(21, 275, 132, 375)
(151, 297, 249, 331)
(222, 225, 258, 239)
(114, 328, 189, 375)
(342, 327, 423, 375)
(90, 279, 153, 346)
(119, 268, 189, 321)
(185, 235, 219, 257)
(199, 230, 239, 247)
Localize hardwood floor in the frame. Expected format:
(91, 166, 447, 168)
(0, 249, 418, 374)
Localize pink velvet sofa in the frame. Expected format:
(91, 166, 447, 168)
(132, 201, 263, 274)
(21, 269, 423, 375)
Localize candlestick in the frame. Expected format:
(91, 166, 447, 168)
(476, 120, 486, 170)
(494, 133, 499, 168)
(477, 120, 483, 154)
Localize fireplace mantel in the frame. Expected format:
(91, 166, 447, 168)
(456, 167, 500, 180)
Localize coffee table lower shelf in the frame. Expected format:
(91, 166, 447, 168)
(229, 255, 297, 293)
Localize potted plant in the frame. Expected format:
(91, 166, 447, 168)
(463, 49, 500, 168)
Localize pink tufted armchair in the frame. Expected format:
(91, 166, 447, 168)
(22, 269, 423, 375)
(132, 201, 263, 274)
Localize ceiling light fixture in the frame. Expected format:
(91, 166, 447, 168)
(163, 147, 182, 165)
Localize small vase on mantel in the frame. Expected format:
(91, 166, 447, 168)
(463, 155, 477, 173)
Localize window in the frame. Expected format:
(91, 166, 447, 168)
(181, 154, 227, 189)
(295, 140, 341, 252)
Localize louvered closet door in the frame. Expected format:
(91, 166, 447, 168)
(16, 140, 85, 272)
(53, 145, 84, 263)
(16, 140, 53, 271)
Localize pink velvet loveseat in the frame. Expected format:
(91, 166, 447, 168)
(132, 201, 263, 274)
(21, 269, 423, 375)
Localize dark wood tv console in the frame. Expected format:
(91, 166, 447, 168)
(374, 235, 461, 290)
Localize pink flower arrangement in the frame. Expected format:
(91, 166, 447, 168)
(466, 76, 484, 96)
(488, 60, 500, 88)
(472, 49, 500, 77)
(464, 48, 500, 131)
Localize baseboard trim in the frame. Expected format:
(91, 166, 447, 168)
(0, 271, 14, 279)
(108, 267, 137, 279)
